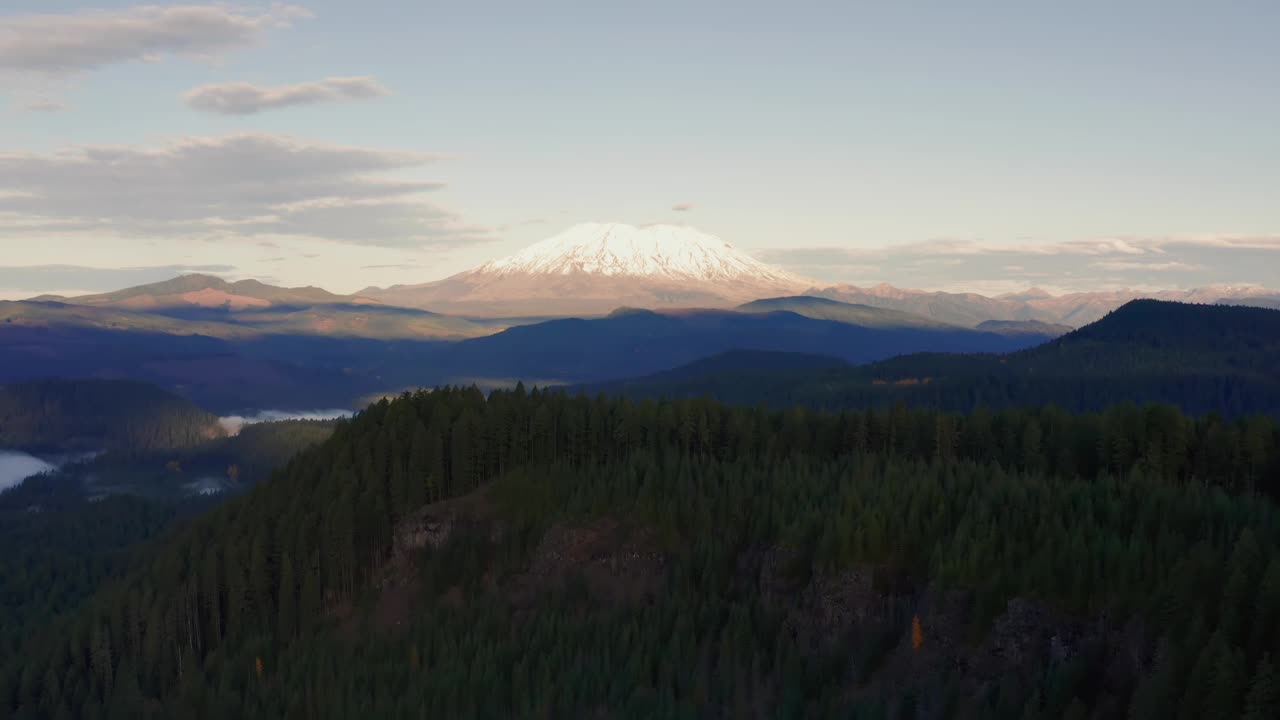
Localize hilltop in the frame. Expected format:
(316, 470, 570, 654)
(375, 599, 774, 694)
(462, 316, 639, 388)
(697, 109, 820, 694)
(0, 378, 224, 453)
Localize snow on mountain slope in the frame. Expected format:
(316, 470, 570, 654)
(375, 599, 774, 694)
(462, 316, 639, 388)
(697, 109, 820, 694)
(478, 223, 806, 284)
(363, 223, 814, 316)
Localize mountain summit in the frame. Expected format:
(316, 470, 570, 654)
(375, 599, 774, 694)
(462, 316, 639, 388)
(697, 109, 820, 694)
(31, 274, 365, 311)
(363, 223, 813, 316)
(478, 223, 805, 284)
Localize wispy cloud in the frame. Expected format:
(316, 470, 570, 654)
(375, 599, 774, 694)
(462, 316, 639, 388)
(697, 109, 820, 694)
(758, 235, 1280, 292)
(184, 76, 389, 115)
(0, 4, 310, 75)
(0, 263, 235, 294)
(1091, 260, 1201, 272)
(0, 132, 491, 248)
(19, 98, 67, 113)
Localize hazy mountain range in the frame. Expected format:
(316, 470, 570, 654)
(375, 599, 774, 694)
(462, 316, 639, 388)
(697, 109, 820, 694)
(17, 223, 1280, 327)
(809, 281, 1280, 327)
(586, 299, 1280, 418)
(2, 222, 1276, 413)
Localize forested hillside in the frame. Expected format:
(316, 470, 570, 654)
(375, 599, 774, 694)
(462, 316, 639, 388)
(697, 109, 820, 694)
(596, 301, 1280, 418)
(4, 387, 1280, 718)
(89, 419, 338, 489)
(0, 485, 204, 672)
(0, 380, 223, 452)
(0, 419, 335, 670)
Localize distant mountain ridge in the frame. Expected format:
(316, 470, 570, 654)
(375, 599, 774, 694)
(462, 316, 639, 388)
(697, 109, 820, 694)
(736, 296, 953, 329)
(593, 300, 1280, 417)
(33, 273, 370, 311)
(809, 282, 1279, 327)
(21, 261, 1280, 331)
(354, 221, 1279, 321)
(435, 307, 1055, 387)
(975, 319, 1075, 336)
(8, 273, 497, 340)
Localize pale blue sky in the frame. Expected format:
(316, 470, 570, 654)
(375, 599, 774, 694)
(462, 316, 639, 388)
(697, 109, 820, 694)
(1, 1, 1278, 297)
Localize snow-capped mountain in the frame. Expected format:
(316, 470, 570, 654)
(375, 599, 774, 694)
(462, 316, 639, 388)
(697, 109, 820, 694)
(477, 223, 806, 284)
(363, 223, 814, 316)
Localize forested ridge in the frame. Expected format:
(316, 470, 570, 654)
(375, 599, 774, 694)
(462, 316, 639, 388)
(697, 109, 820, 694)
(0, 487, 204, 672)
(0, 380, 223, 452)
(594, 300, 1280, 418)
(0, 419, 335, 680)
(3, 387, 1280, 718)
(88, 419, 338, 489)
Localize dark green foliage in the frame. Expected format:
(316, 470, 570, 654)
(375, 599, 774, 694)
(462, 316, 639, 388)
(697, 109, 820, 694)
(0, 379, 222, 452)
(3, 387, 1280, 718)
(87, 419, 337, 491)
(0, 475, 210, 666)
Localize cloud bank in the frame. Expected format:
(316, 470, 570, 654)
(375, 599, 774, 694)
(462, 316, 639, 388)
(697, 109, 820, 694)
(759, 236, 1280, 294)
(218, 409, 351, 436)
(0, 133, 490, 248)
(20, 98, 67, 113)
(184, 76, 390, 115)
(0, 4, 309, 75)
(0, 450, 55, 491)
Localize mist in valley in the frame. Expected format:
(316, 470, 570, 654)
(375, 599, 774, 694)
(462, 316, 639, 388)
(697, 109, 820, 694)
(217, 409, 352, 436)
(0, 451, 56, 492)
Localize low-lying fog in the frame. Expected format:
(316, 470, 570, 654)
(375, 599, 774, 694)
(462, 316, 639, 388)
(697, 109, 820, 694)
(183, 477, 227, 497)
(217, 409, 351, 436)
(1, 410, 350, 494)
(0, 450, 101, 492)
(0, 451, 55, 492)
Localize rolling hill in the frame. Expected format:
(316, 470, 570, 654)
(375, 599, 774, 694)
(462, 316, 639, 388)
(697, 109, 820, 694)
(32, 273, 364, 311)
(591, 300, 1280, 417)
(974, 318, 1074, 336)
(736, 295, 953, 329)
(437, 307, 1054, 386)
(0, 379, 224, 452)
(8, 275, 496, 341)
(0, 324, 392, 413)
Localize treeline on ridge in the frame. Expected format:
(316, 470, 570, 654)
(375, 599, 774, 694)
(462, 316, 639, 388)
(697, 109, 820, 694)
(0, 380, 223, 452)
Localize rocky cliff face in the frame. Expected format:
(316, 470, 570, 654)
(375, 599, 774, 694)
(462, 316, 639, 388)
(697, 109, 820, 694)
(742, 545, 1152, 717)
(375, 495, 1155, 716)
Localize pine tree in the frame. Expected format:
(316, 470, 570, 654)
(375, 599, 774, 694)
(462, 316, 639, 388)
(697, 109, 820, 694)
(1242, 655, 1280, 720)
(1177, 634, 1219, 720)
(277, 551, 297, 641)
(1206, 643, 1247, 720)
(1127, 639, 1176, 720)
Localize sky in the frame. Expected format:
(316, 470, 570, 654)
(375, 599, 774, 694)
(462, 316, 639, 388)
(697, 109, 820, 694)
(1, 1, 1278, 299)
